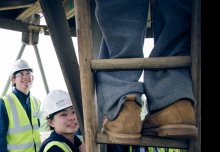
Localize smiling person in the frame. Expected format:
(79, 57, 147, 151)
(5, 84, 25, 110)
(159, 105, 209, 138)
(39, 90, 85, 152)
(0, 59, 41, 152)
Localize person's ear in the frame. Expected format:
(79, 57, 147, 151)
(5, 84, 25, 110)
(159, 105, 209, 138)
(48, 119, 55, 128)
(11, 76, 16, 86)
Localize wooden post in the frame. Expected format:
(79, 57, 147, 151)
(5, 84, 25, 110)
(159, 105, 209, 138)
(74, 0, 100, 151)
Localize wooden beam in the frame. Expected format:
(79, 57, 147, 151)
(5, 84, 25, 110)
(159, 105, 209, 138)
(16, 0, 75, 21)
(39, 0, 84, 137)
(16, 1, 41, 20)
(0, 17, 46, 33)
(0, 0, 35, 11)
(63, 0, 75, 19)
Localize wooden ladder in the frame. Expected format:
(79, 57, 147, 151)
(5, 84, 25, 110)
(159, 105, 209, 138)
(74, 0, 201, 152)
(39, 0, 201, 151)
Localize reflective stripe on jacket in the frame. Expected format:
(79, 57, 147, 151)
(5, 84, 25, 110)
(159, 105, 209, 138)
(2, 93, 41, 152)
(148, 147, 181, 152)
(43, 141, 72, 152)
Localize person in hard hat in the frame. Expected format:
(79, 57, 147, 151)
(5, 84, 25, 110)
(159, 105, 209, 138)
(39, 89, 86, 152)
(0, 59, 41, 152)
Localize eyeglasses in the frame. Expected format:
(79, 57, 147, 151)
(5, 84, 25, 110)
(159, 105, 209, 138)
(15, 71, 33, 78)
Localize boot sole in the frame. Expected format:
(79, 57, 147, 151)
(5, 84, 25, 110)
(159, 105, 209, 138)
(142, 124, 198, 138)
(102, 128, 141, 142)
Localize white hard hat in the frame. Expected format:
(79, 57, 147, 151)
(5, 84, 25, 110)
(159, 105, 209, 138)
(10, 59, 33, 76)
(43, 90, 73, 118)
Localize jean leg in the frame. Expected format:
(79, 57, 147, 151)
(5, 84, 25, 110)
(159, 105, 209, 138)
(144, 0, 196, 112)
(95, 0, 149, 120)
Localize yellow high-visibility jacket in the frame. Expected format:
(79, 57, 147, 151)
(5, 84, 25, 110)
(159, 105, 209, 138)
(43, 141, 72, 152)
(2, 93, 41, 152)
(148, 147, 182, 152)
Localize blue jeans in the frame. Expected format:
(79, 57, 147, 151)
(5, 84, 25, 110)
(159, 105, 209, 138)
(95, 0, 195, 120)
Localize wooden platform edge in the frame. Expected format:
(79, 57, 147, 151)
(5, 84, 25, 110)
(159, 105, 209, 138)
(96, 133, 190, 149)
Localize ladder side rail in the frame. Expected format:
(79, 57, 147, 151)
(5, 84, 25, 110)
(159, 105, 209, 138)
(74, 0, 100, 152)
(189, 0, 201, 151)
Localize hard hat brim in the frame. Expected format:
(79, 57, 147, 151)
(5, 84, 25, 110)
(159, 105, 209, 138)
(11, 68, 33, 76)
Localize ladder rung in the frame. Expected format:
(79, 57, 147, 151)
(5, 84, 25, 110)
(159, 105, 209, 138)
(91, 56, 191, 70)
(96, 133, 189, 149)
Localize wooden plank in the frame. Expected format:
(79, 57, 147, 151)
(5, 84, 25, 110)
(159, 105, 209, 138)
(97, 133, 189, 149)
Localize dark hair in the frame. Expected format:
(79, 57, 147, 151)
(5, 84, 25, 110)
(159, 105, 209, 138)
(47, 109, 65, 130)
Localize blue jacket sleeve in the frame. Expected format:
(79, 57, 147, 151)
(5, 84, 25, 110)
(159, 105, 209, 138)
(0, 98, 9, 152)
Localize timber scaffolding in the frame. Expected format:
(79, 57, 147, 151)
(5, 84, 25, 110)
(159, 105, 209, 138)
(0, 0, 200, 151)
(39, 0, 201, 151)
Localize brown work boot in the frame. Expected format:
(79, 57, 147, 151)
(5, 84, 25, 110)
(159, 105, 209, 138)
(141, 100, 198, 138)
(102, 95, 142, 141)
